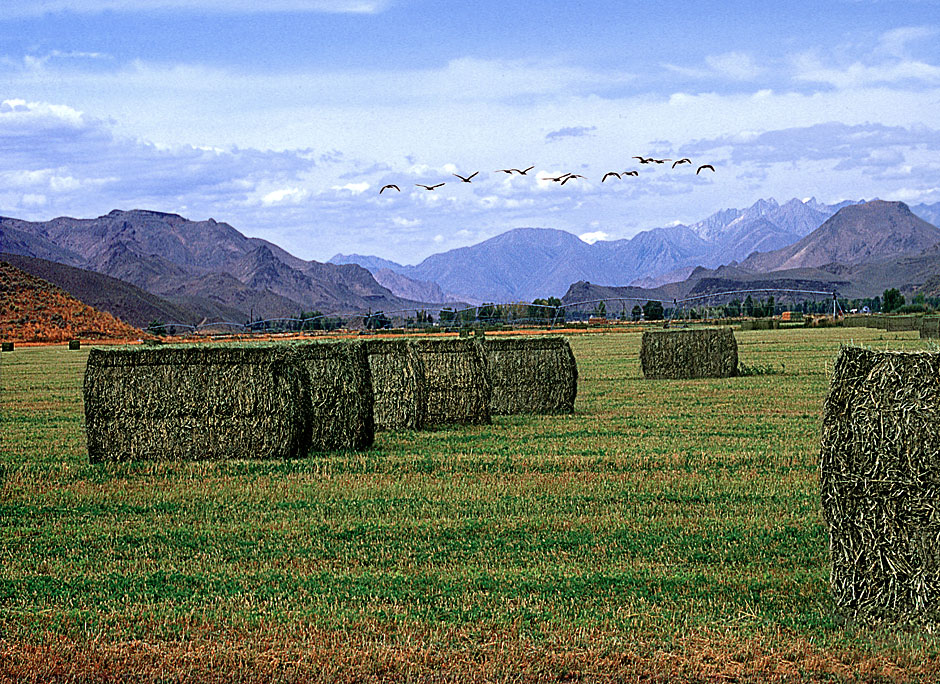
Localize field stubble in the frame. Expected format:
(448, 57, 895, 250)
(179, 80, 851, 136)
(2, 329, 939, 682)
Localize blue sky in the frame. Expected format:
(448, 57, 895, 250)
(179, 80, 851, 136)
(2, 1, 939, 263)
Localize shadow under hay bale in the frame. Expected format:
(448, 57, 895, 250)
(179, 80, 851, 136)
(482, 336, 578, 415)
(820, 346, 940, 627)
(360, 338, 427, 431)
(410, 338, 491, 427)
(639, 328, 738, 379)
(83, 342, 374, 462)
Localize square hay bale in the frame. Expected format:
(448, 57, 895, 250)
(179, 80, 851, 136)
(482, 336, 578, 415)
(640, 328, 738, 379)
(886, 315, 920, 332)
(1, 342, 13, 352)
(290, 341, 375, 452)
(360, 338, 427, 431)
(69, 339, 81, 350)
(83, 342, 374, 462)
(920, 316, 940, 339)
(410, 338, 491, 427)
(820, 346, 940, 627)
(483, 336, 578, 415)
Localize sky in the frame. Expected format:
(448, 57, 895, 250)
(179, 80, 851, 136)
(1, 0, 939, 264)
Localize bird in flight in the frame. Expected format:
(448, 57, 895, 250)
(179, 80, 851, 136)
(633, 156, 654, 164)
(602, 172, 622, 182)
(416, 183, 445, 190)
(495, 168, 515, 174)
(651, 158, 671, 164)
(547, 172, 573, 182)
(560, 174, 585, 185)
(379, 184, 400, 193)
(696, 164, 715, 175)
(511, 165, 535, 175)
(672, 158, 692, 168)
(453, 172, 479, 183)
(623, 170, 639, 177)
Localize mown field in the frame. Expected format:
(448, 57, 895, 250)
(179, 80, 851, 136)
(2, 327, 939, 682)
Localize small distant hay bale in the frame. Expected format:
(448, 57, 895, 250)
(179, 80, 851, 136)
(360, 338, 427, 431)
(741, 319, 779, 331)
(886, 315, 920, 332)
(919, 316, 940, 339)
(640, 328, 738, 379)
(290, 341, 375, 452)
(69, 339, 81, 350)
(820, 346, 940, 627)
(482, 336, 578, 415)
(1, 342, 13, 352)
(411, 338, 491, 427)
(83, 342, 374, 462)
(842, 316, 868, 328)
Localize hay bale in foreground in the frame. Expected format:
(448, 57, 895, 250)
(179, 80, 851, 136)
(640, 328, 738, 379)
(291, 342, 374, 451)
(411, 338, 491, 427)
(360, 338, 427, 431)
(820, 346, 940, 627)
(83, 342, 374, 461)
(482, 336, 578, 415)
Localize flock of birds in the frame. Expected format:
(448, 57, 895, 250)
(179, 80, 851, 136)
(379, 157, 715, 194)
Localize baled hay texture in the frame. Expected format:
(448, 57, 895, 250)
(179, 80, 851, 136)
(69, 339, 81, 350)
(920, 317, 940, 339)
(360, 338, 427, 431)
(411, 338, 491, 427)
(640, 328, 738, 380)
(842, 316, 869, 328)
(741, 319, 778, 331)
(290, 341, 375, 451)
(886, 315, 920, 332)
(482, 336, 578, 415)
(84, 345, 310, 462)
(820, 346, 940, 627)
(1, 342, 12, 352)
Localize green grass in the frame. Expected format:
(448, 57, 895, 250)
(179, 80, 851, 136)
(2, 329, 939, 681)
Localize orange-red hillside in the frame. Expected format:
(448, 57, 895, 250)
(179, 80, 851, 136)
(0, 260, 143, 343)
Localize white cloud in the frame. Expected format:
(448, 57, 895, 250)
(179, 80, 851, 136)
(579, 230, 610, 244)
(391, 217, 421, 227)
(331, 181, 369, 194)
(705, 52, 763, 81)
(0, 1, 390, 18)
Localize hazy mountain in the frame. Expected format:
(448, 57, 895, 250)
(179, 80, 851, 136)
(372, 268, 447, 303)
(739, 200, 940, 272)
(0, 209, 430, 317)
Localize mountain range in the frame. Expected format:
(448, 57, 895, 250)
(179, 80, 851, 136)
(2, 198, 939, 331)
(0, 209, 437, 326)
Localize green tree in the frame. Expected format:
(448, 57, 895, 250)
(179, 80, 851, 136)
(643, 300, 664, 320)
(594, 301, 606, 318)
(631, 304, 642, 322)
(883, 288, 905, 313)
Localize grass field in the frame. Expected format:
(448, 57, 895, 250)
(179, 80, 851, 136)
(2, 328, 939, 682)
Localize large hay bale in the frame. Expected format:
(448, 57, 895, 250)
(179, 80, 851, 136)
(820, 346, 940, 626)
(411, 338, 491, 427)
(69, 339, 81, 350)
(482, 336, 578, 415)
(291, 341, 375, 451)
(920, 316, 940, 339)
(640, 328, 738, 379)
(83, 342, 373, 462)
(360, 338, 427, 431)
(1, 341, 12, 352)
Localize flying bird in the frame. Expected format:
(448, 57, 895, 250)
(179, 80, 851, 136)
(379, 184, 400, 194)
(453, 172, 479, 183)
(633, 156, 654, 164)
(602, 172, 622, 182)
(623, 170, 639, 177)
(511, 165, 535, 175)
(416, 183, 445, 190)
(547, 173, 573, 182)
(672, 158, 692, 168)
(696, 164, 715, 175)
(495, 168, 515, 174)
(560, 174, 585, 185)
(651, 158, 672, 164)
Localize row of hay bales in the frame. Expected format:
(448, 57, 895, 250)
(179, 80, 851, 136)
(83, 336, 578, 462)
(843, 314, 939, 334)
(739, 318, 780, 331)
